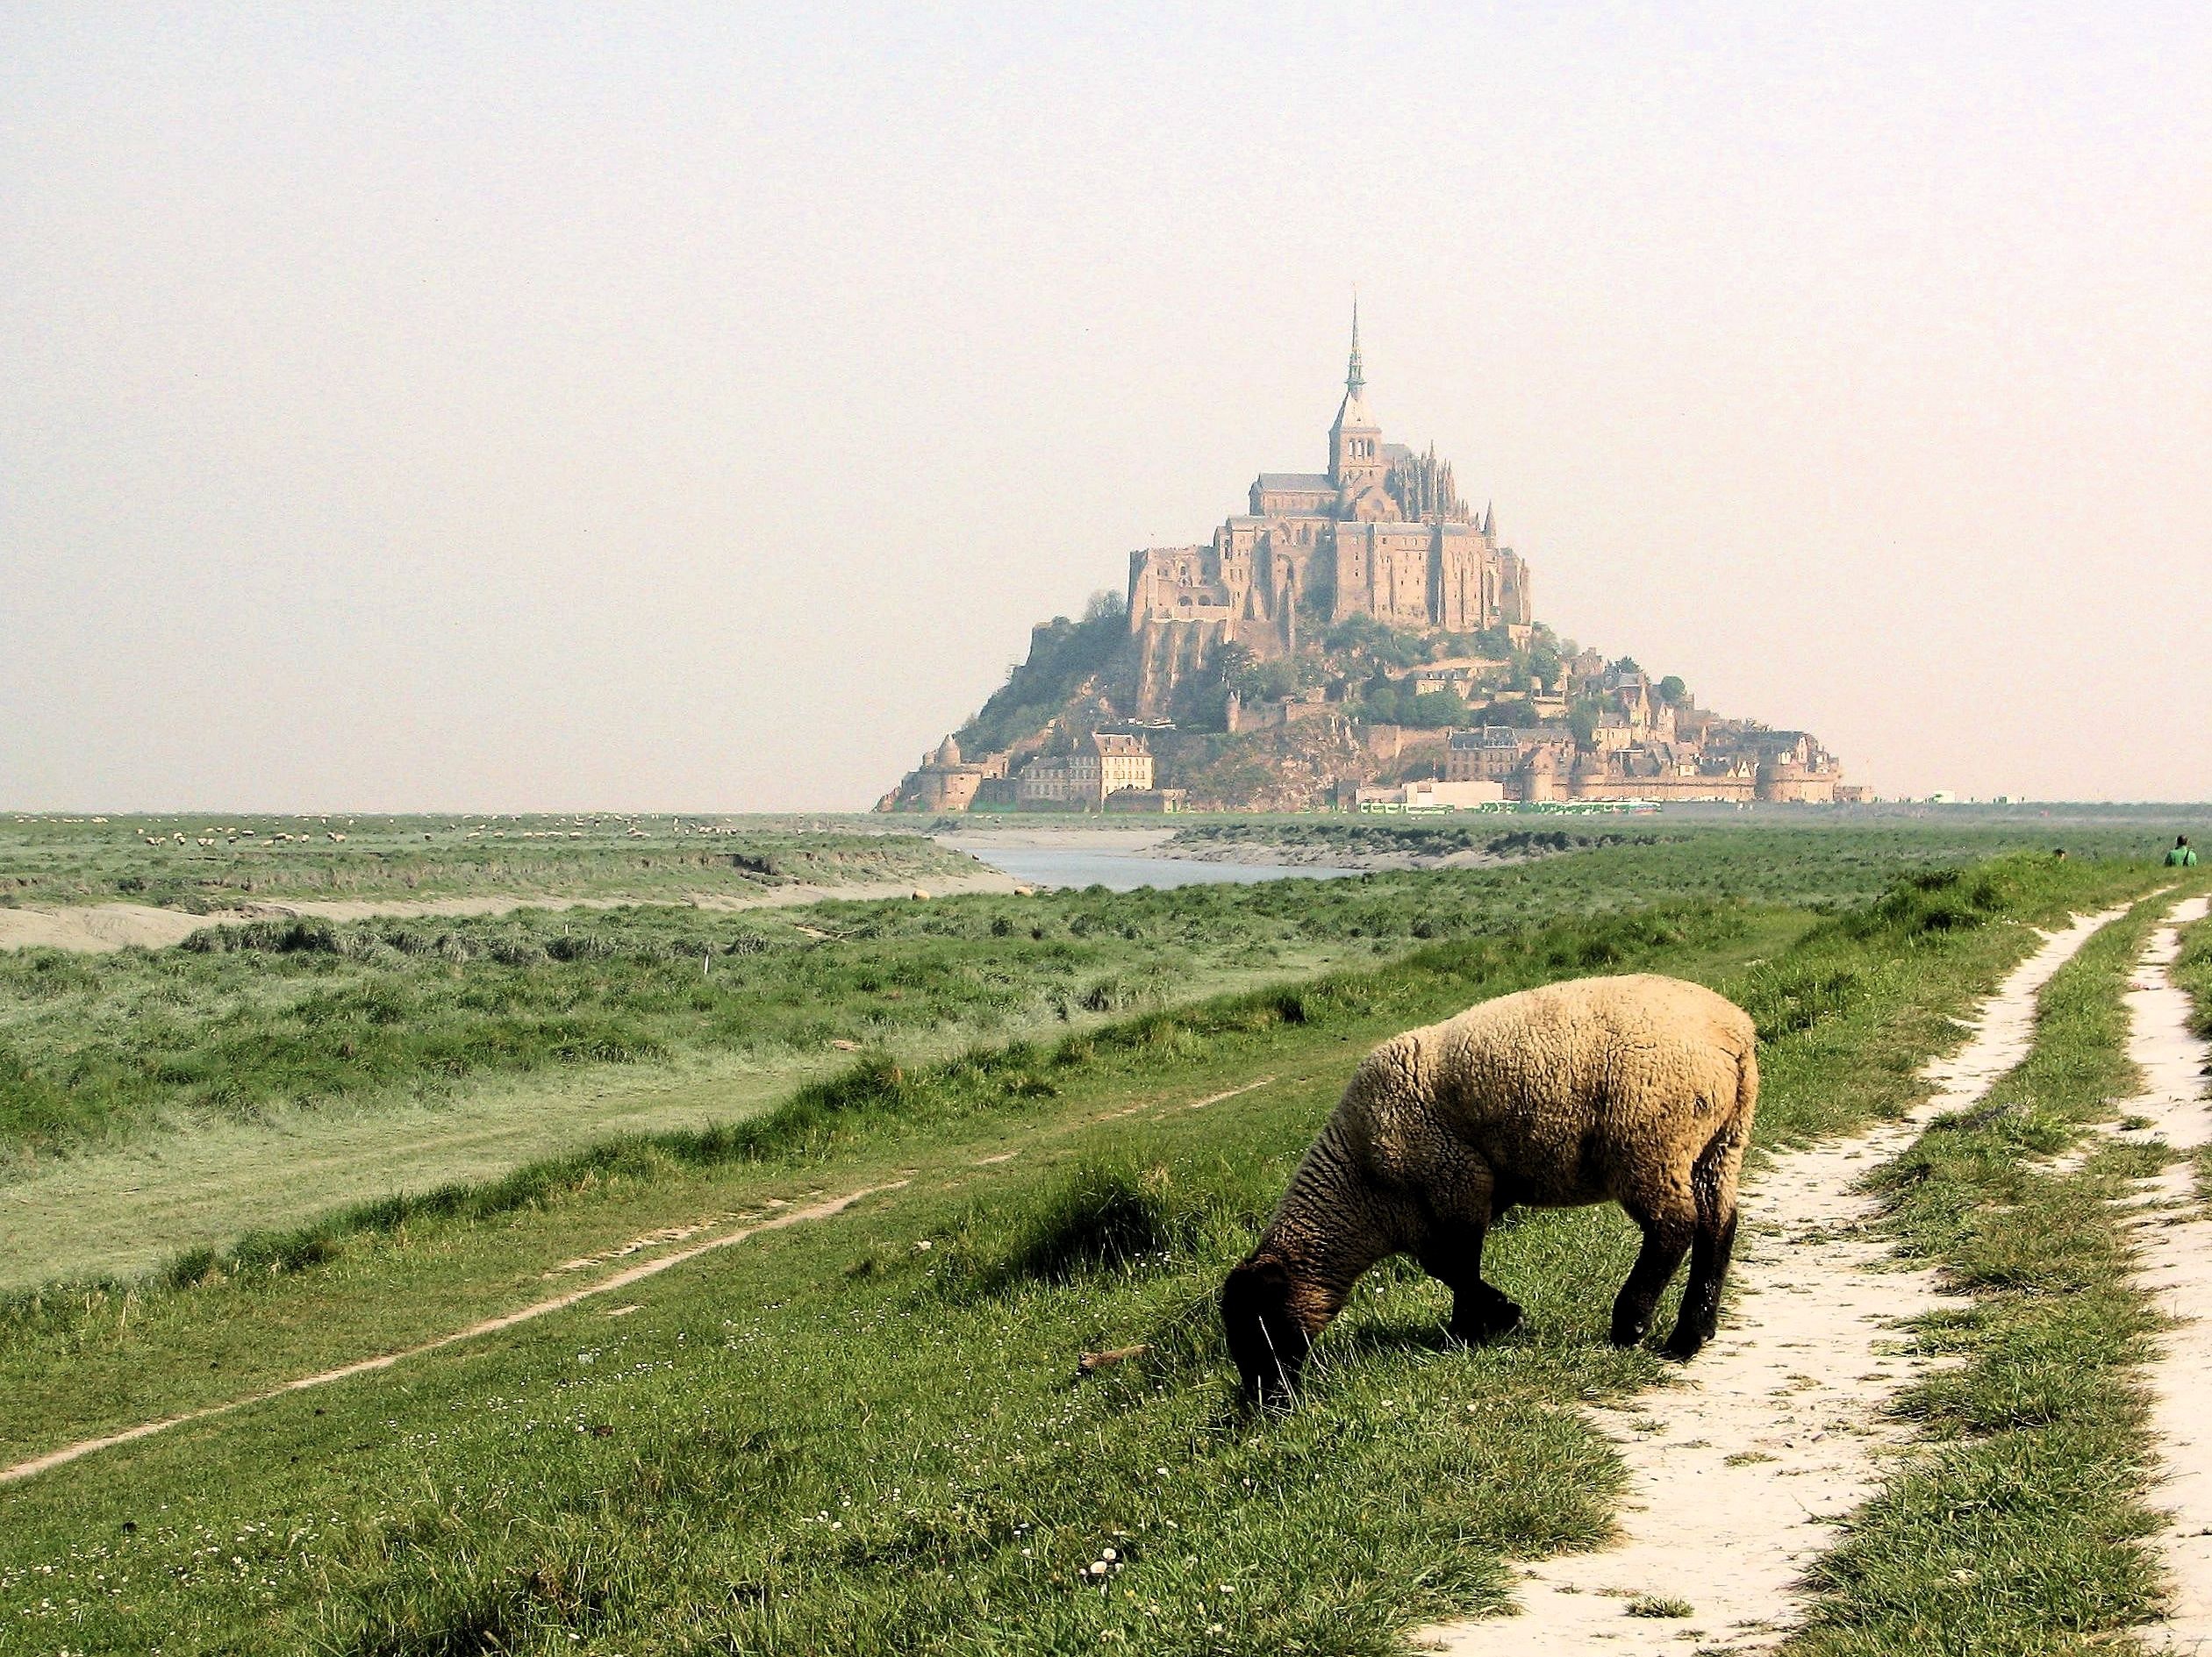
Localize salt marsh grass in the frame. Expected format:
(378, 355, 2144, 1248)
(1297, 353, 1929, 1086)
(0, 814, 976, 911)
(0, 853, 2174, 1655)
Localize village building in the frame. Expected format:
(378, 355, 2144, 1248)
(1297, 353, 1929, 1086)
(1399, 656, 1507, 698)
(1444, 725, 1576, 786)
(1013, 732, 1156, 811)
(897, 735, 1005, 812)
(1103, 787, 1190, 814)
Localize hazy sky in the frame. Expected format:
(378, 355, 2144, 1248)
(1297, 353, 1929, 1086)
(4, 4, 2208, 810)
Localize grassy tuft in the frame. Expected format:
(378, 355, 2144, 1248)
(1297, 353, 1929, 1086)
(940, 1155, 1271, 1301)
(1787, 892, 2185, 1655)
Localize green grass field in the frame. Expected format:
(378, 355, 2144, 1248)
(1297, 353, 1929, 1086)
(5, 821, 2187, 1171)
(0, 841, 2193, 1654)
(5, 822, 2197, 1295)
(0, 814, 979, 911)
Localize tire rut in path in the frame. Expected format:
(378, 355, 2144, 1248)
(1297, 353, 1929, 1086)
(0, 1182, 904, 1489)
(1418, 906, 2130, 1655)
(4, 1059, 1302, 1489)
(2093, 895, 2212, 1653)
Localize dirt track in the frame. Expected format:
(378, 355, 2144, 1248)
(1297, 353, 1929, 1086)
(1422, 907, 2130, 1654)
(0, 1183, 902, 1488)
(2102, 896, 2212, 1651)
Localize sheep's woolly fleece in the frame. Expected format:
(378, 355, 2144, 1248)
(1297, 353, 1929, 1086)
(1418, 905, 2130, 1656)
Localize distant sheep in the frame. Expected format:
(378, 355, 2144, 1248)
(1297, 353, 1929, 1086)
(1221, 974, 1758, 1408)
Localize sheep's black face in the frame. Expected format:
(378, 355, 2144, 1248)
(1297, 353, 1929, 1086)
(1221, 1255, 1311, 1411)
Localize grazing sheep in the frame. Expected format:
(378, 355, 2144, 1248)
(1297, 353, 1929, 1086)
(1221, 973, 1758, 1408)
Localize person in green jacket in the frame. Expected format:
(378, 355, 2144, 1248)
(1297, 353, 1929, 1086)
(2167, 835, 2200, 868)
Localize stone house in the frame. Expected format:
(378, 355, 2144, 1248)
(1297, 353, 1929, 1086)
(898, 735, 1004, 812)
(1445, 726, 1528, 782)
(1399, 656, 1507, 698)
(1015, 732, 1156, 811)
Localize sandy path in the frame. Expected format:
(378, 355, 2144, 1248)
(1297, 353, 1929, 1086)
(1420, 906, 2129, 1655)
(0, 903, 219, 952)
(0, 1182, 902, 1489)
(2089, 896, 2212, 1653)
(0, 872, 1020, 954)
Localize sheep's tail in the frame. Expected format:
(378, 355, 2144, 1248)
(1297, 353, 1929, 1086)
(1730, 1041, 1760, 1141)
(1693, 1039, 1759, 1222)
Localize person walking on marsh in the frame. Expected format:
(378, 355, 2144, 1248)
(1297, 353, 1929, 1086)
(2167, 836, 2199, 868)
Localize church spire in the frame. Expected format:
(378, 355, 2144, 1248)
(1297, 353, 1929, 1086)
(1329, 299, 1380, 489)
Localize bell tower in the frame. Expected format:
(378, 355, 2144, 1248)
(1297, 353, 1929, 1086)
(1328, 304, 1387, 510)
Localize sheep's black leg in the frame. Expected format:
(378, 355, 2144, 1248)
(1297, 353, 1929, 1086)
(1416, 1220, 1521, 1344)
(1663, 1204, 1738, 1359)
(1610, 1210, 1693, 1348)
(1665, 1123, 1749, 1358)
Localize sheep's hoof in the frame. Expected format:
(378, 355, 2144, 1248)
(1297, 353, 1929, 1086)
(1659, 1330, 1707, 1361)
(1608, 1319, 1651, 1349)
(1450, 1301, 1522, 1346)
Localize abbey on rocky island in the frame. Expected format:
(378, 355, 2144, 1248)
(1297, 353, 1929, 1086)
(884, 313, 1853, 814)
(1126, 310, 1532, 718)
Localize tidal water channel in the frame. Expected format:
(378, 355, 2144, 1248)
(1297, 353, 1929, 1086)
(939, 838, 1359, 893)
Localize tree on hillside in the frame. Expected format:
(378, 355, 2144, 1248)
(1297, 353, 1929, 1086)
(1236, 660, 1305, 703)
(1356, 669, 1466, 728)
(1170, 670, 1229, 732)
(1658, 675, 1689, 706)
(1213, 641, 1257, 687)
(1325, 613, 1427, 670)
(956, 608, 1127, 755)
(1410, 689, 1468, 726)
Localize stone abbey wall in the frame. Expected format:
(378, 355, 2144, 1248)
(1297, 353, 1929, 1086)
(1125, 322, 1531, 717)
(884, 318, 1850, 813)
